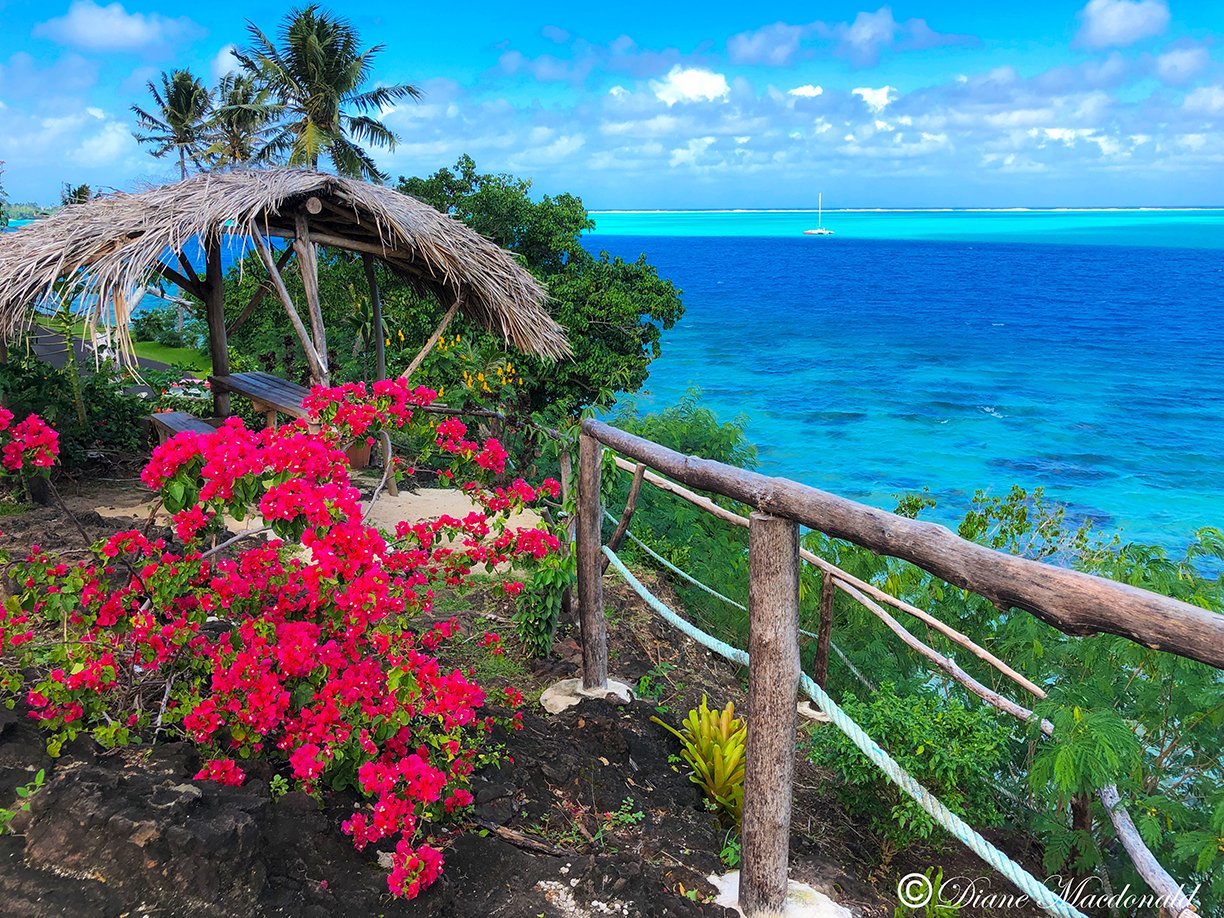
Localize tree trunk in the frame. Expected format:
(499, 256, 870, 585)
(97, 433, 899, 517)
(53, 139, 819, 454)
(1070, 792, 1095, 885)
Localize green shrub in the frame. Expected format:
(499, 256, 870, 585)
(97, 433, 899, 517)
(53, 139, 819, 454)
(131, 303, 208, 350)
(807, 683, 1009, 848)
(0, 355, 150, 468)
(514, 547, 574, 657)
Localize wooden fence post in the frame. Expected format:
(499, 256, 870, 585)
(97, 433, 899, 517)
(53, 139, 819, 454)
(576, 431, 608, 690)
(741, 512, 801, 916)
(203, 239, 230, 418)
(813, 571, 835, 688)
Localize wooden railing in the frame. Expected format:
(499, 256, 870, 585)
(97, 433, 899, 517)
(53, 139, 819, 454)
(575, 418, 1218, 917)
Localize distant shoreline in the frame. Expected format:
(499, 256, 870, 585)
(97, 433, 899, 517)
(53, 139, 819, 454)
(590, 206, 1224, 215)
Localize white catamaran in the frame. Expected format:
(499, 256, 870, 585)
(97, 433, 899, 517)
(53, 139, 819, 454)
(803, 193, 835, 235)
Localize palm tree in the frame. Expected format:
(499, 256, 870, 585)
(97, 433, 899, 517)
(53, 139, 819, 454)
(206, 73, 278, 169)
(236, 5, 419, 182)
(132, 69, 213, 180)
(60, 183, 94, 206)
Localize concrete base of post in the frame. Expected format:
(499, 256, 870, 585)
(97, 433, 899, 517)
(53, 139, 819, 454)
(539, 678, 634, 715)
(708, 872, 851, 918)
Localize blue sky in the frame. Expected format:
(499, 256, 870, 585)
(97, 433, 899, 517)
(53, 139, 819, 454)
(0, 0, 1221, 208)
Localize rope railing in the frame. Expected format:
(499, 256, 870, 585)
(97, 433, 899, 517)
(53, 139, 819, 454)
(575, 421, 1205, 918)
(604, 506, 1197, 918)
(602, 509, 876, 692)
(603, 546, 1089, 918)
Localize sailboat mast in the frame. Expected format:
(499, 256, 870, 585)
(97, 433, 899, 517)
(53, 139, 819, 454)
(818, 192, 823, 228)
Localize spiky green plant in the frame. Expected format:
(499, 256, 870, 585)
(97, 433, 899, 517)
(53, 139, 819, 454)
(653, 696, 746, 823)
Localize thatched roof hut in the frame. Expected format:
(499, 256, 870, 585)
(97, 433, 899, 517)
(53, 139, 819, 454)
(0, 169, 571, 400)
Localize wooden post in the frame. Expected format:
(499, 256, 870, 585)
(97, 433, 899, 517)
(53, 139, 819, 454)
(362, 254, 385, 381)
(576, 431, 608, 690)
(252, 230, 325, 382)
(602, 462, 645, 572)
(203, 239, 230, 417)
(741, 512, 800, 916)
(813, 571, 835, 688)
(399, 296, 462, 381)
(293, 211, 328, 385)
(227, 246, 294, 337)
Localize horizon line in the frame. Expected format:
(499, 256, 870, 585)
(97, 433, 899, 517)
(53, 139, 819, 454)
(589, 206, 1224, 215)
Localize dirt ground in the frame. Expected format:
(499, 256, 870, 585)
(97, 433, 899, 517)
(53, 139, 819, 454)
(0, 478, 1054, 917)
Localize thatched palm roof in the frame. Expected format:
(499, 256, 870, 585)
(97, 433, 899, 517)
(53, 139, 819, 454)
(0, 168, 571, 360)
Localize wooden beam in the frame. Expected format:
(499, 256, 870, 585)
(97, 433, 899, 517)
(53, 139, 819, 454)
(227, 245, 294, 336)
(153, 261, 204, 300)
(362, 254, 385, 381)
(587, 420, 1224, 671)
(293, 212, 328, 385)
(203, 239, 230, 417)
(399, 295, 462, 381)
(251, 228, 325, 382)
(1097, 786, 1198, 918)
(741, 512, 800, 916)
(577, 432, 608, 690)
(611, 454, 1047, 698)
(813, 571, 835, 688)
(602, 463, 645, 572)
(303, 230, 391, 258)
(176, 248, 201, 288)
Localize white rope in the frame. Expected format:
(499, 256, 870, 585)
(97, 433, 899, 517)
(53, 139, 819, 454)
(602, 545, 1089, 918)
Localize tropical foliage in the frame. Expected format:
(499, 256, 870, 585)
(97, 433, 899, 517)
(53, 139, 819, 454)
(653, 697, 747, 824)
(132, 69, 213, 179)
(400, 155, 684, 416)
(59, 183, 94, 207)
(235, 5, 419, 180)
(205, 73, 278, 170)
(808, 683, 1009, 845)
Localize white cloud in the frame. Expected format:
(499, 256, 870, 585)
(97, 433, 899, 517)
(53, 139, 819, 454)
(853, 85, 897, 112)
(601, 115, 682, 137)
(787, 84, 824, 98)
(651, 66, 730, 106)
(1075, 0, 1169, 50)
(34, 1, 199, 53)
(727, 22, 809, 66)
(608, 85, 628, 98)
(1155, 47, 1209, 85)
(840, 8, 899, 64)
(508, 133, 586, 169)
(669, 136, 715, 167)
(69, 119, 137, 165)
(1183, 85, 1224, 115)
(212, 45, 240, 81)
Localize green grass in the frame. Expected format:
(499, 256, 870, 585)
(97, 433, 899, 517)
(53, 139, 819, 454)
(130, 340, 211, 373)
(60, 319, 211, 373)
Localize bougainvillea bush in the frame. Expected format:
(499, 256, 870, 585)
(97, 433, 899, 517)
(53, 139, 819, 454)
(0, 379, 564, 900)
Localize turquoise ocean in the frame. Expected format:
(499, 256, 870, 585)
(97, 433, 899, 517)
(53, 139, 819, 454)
(585, 209, 1224, 549)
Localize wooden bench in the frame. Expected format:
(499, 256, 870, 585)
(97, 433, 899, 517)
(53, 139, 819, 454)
(147, 411, 217, 444)
(210, 372, 311, 428)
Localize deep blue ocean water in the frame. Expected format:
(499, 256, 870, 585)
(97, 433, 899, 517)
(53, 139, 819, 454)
(585, 211, 1224, 549)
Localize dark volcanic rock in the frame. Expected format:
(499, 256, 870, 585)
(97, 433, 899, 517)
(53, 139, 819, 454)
(0, 701, 736, 918)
